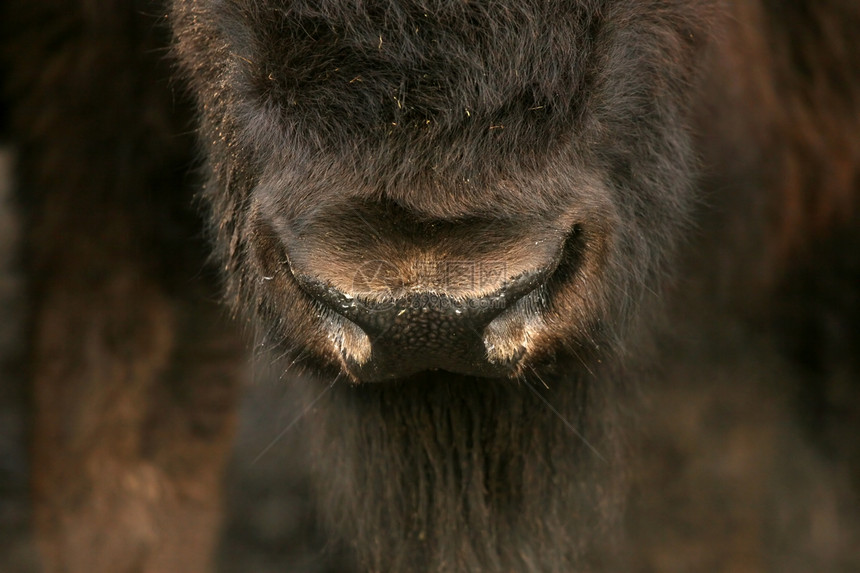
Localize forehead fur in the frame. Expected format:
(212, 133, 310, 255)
(176, 0, 714, 180)
(217, 2, 599, 142)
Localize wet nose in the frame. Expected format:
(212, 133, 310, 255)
(295, 267, 550, 379)
(279, 200, 568, 380)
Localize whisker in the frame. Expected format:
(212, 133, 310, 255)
(251, 372, 342, 465)
(523, 372, 606, 464)
(530, 365, 551, 389)
(565, 341, 597, 378)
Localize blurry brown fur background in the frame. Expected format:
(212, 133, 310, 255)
(1, 1, 859, 572)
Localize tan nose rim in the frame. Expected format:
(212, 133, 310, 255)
(292, 263, 554, 331)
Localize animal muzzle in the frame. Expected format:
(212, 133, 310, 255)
(275, 200, 573, 381)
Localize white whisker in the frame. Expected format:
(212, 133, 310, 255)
(251, 372, 342, 465)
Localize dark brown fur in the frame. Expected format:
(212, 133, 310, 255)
(2, 1, 860, 572)
(2, 3, 244, 571)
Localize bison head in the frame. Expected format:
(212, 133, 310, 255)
(172, 0, 714, 384)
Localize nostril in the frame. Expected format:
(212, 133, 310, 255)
(546, 223, 587, 287)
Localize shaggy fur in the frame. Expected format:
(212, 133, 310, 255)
(0, 147, 40, 572)
(2, 3, 244, 571)
(2, 0, 860, 572)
